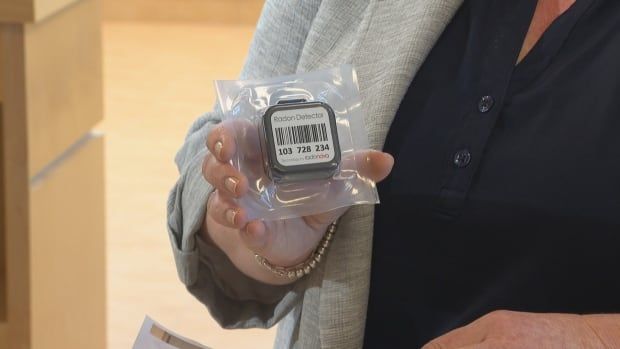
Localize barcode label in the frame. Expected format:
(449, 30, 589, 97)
(275, 123, 329, 146)
(269, 106, 336, 166)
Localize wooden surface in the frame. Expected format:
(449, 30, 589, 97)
(0, 29, 5, 325)
(102, 22, 276, 349)
(0, 1, 33, 23)
(0, 106, 5, 325)
(0, 322, 6, 347)
(1, 0, 104, 347)
(103, 0, 263, 24)
(0, 33, 3, 101)
(29, 135, 106, 349)
(0, 102, 5, 324)
(34, 0, 81, 22)
(1, 22, 31, 349)
(24, 0, 103, 177)
(0, 0, 81, 23)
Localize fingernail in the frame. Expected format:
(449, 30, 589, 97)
(214, 141, 223, 159)
(224, 177, 238, 195)
(225, 209, 237, 225)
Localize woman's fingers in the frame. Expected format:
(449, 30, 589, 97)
(356, 150, 394, 183)
(207, 120, 263, 162)
(206, 190, 248, 229)
(202, 153, 249, 197)
(205, 146, 394, 253)
(303, 150, 393, 228)
(239, 220, 272, 255)
(205, 120, 264, 189)
(207, 121, 394, 184)
(205, 191, 273, 255)
(206, 123, 237, 162)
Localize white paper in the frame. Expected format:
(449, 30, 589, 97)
(133, 316, 212, 349)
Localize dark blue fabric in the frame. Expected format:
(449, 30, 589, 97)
(364, 0, 620, 347)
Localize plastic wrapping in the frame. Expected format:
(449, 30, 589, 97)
(215, 65, 379, 220)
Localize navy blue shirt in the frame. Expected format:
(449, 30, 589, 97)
(364, 0, 620, 347)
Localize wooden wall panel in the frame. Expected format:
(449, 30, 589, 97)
(0, 103, 6, 324)
(0, 0, 81, 23)
(24, 0, 103, 177)
(34, 0, 81, 22)
(103, 0, 264, 24)
(0, 1, 33, 23)
(0, 32, 3, 102)
(1, 22, 31, 349)
(0, 31, 6, 324)
(0, 108, 6, 346)
(29, 135, 106, 349)
(0, 322, 6, 348)
(1, 0, 105, 347)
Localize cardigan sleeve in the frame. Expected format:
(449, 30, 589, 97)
(166, 0, 322, 329)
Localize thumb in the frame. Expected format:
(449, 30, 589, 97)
(239, 220, 272, 255)
(306, 150, 393, 227)
(356, 150, 394, 183)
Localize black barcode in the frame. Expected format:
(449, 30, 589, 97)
(275, 123, 329, 146)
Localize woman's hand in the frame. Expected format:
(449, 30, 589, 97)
(201, 122, 394, 285)
(422, 310, 618, 349)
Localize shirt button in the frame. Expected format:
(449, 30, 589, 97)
(453, 149, 472, 168)
(478, 95, 495, 113)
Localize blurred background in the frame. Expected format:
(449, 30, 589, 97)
(0, 0, 274, 348)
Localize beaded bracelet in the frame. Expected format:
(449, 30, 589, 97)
(254, 221, 337, 280)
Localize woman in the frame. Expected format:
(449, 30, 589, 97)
(167, 0, 620, 347)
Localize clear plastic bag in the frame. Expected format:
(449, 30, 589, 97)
(215, 65, 379, 220)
